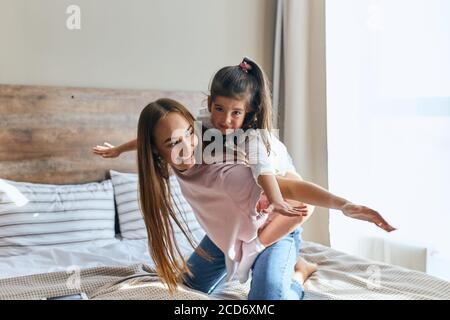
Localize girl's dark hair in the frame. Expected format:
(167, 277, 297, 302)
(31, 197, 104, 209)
(209, 57, 273, 152)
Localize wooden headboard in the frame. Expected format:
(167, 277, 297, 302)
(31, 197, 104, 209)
(0, 84, 206, 184)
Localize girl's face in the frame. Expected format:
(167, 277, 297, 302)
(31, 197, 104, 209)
(154, 112, 198, 171)
(209, 96, 247, 134)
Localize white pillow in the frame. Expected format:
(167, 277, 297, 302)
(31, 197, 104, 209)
(110, 170, 205, 243)
(0, 178, 116, 257)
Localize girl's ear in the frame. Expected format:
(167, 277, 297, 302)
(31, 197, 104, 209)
(207, 96, 212, 112)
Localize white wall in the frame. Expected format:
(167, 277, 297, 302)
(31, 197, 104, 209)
(0, 0, 331, 245)
(0, 0, 276, 91)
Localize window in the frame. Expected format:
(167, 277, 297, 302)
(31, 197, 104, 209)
(326, 0, 450, 280)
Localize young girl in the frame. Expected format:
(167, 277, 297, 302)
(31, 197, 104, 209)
(93, 58, 395, 285)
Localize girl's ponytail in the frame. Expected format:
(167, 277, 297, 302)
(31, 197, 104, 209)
(241, 57, 273, 134)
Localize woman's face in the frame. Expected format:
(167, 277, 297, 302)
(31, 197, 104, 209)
(154, 112, 198, 171)
(209, 96, 247, 134)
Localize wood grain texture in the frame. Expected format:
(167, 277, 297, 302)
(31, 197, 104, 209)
(0, 84, 206, 184)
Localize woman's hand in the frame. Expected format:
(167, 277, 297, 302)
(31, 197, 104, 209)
(341, 202, 396, 232)
(264, 200, 309, 217)
(92, 142, 121, 158)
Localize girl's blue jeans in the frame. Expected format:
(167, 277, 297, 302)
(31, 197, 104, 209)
(182, 227, 304, 300)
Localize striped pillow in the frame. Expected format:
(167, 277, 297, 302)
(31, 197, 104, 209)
(0, 178, 116, 257)
(110, 170, 205, 243)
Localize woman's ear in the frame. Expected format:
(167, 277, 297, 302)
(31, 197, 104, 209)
(207, 96, 212, 112)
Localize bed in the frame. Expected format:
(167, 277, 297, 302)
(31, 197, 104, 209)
(1, 239, 449, 300)
(1, 84, 449, 300)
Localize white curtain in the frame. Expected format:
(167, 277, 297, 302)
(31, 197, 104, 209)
(272, 0, 330, 245)
(326, 0, 450, 280)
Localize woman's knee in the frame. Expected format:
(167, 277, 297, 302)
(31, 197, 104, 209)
(248, 273, 297, 300)
(182, 235, 227, 293)
(248, 275, 286, 300)
(248, 237, 298, 299)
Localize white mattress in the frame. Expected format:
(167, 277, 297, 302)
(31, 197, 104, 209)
(0, 239, 152, 279)
(1, 238, 449, 300)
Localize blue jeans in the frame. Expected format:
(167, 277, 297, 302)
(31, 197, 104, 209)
(183, 227, 304, 300)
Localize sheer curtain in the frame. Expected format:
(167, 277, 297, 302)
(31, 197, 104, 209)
(272, 0, 330, 245)
(326, 0, 450, 280)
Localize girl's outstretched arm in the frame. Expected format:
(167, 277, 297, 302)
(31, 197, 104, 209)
(246, 131, 308, 217)
(276, 176, 396, 232)
(92, 139, 137, 158)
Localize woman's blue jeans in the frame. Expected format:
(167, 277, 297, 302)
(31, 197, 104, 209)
(183, 227, 304, 300)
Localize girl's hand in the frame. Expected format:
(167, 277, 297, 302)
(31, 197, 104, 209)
(92, 142, 121, 158)
(264, 201, 309, 217)
(341, 203, 397, 232)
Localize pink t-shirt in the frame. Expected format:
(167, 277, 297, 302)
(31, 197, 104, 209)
(172, 163, 271, 280)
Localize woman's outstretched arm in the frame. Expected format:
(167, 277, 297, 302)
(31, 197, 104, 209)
(277, 176, 348, 210)
(276, 176, 396, 232)
(92, 139, 137, 158)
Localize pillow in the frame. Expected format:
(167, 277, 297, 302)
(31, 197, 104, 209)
(110, 170, 205, 244)
(0, 178, 116, 257)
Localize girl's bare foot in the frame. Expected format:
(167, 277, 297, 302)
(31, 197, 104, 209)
(292, 256, 317, 284)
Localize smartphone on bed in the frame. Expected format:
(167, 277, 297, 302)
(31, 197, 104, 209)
(42, 293, 88, 300)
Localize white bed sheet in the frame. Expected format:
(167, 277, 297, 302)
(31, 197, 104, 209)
(0, 238, 152, 279)
(0, 229, 204, 280)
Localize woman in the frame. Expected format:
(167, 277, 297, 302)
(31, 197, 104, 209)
(98, 98, 394, 300)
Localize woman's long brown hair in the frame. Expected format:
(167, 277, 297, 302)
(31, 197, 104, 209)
(137, 98, 210, 294)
